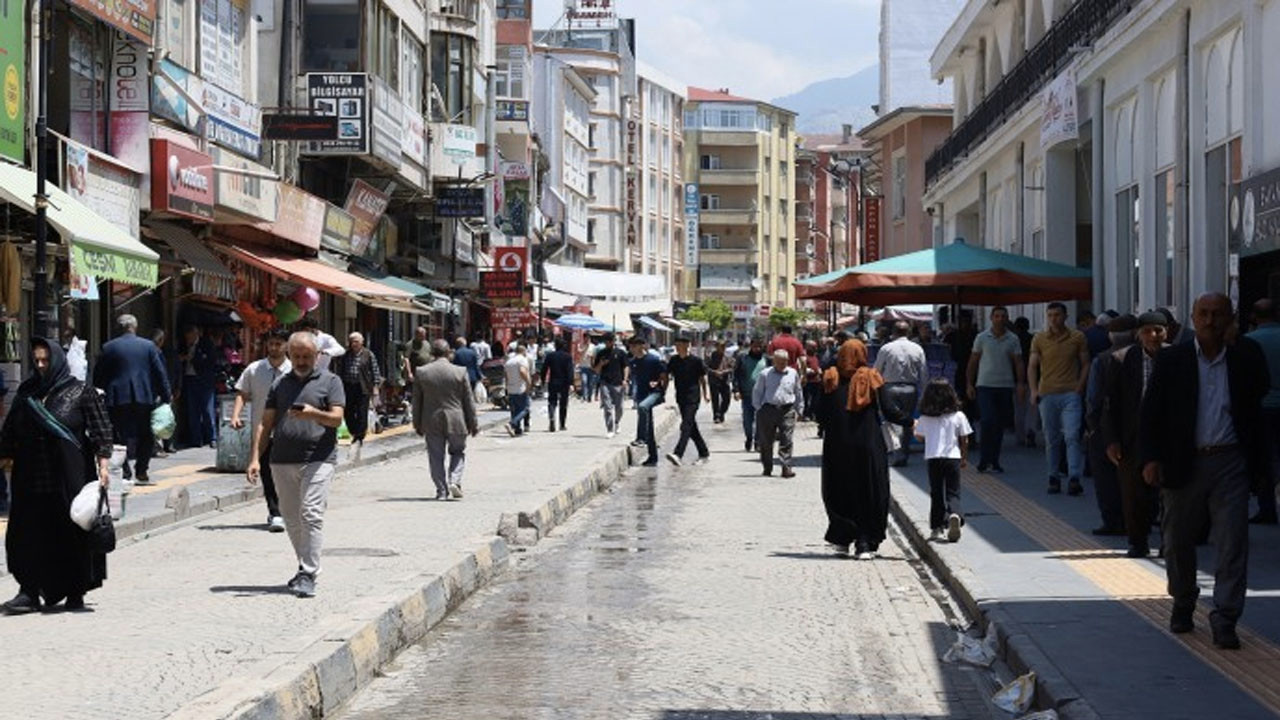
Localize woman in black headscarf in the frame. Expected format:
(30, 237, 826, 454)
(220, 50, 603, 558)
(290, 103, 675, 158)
(1, 338, 114, 613)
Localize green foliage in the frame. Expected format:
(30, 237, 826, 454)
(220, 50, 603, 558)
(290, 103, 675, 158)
(767, 306, 814, 330)
(679, 298, 734, 330)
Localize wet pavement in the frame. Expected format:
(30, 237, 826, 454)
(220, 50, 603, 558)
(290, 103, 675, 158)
(335, 409, 1001, 720)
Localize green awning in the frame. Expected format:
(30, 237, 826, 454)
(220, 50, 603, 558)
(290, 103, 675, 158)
(360, 272, 458, 314)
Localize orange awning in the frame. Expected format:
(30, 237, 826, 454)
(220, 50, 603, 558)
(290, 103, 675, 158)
(217, 243, 414, 300)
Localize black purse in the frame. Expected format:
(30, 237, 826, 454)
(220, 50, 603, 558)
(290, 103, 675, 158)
(878, 382, 919, 426)
(88, 486, 116, 554)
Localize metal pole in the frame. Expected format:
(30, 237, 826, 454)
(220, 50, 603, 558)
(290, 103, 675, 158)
(33, 0, 52, 340)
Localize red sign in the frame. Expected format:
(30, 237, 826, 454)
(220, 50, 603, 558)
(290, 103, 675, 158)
(494, 246, 529, 276)
(151, 140, 214, 221)
(862, 196, 883, 263)
(344, 179, 391, 256)
(480, 270, 524, 300)
(492, 307, 539, 330)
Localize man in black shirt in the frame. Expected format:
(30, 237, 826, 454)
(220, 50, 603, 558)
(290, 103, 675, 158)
(541, 338, 575, 432)
(593, 333, 630, 437)
(665, 332, 710, 466)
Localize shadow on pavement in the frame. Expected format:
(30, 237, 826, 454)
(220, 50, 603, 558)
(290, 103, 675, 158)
(376, 497, 444, 503)
(208, 585, 294, 596)
(195, 523, 271, 531)
(659, 713, 969, 719)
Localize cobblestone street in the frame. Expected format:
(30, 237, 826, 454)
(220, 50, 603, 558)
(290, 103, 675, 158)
(336, 409, 999, 720)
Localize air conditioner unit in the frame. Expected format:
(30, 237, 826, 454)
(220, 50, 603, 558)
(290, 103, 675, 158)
(805, 243, 815, 257)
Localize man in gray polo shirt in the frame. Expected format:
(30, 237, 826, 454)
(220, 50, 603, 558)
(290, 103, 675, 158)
(966, 306, 1026, 473)
(248, 332, 346, 598)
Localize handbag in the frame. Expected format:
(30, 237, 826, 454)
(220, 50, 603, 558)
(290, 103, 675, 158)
(88, 486, 116, 554)
(878, 382, 918, 426)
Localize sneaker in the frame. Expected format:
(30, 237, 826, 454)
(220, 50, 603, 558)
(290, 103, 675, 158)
(693, 456, 710, 466)
(665, 452, 682, 467)
(293, 573, 316, 598)
(855, 550, 877, 561)
(505, 424, 516, 437)
(1067, 477, 1084, 496)
(606, 431, 616, 439)
(744, 439, 753, 452)
(449, 483, 463, 499)
(1169, 606, 1194, 634)
(1047, 478, 1062, 494)
(947, 513, 962, 542)
(549, 423, 557, 433)
(286, 570, 304, 592)
(353, 440, 363, 462)
(930, 528, 947, 542)
(268, 516, 286, 533)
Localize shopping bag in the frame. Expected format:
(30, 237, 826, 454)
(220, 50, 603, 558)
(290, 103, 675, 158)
(474, 382, 489, 405)
(70, 482, 101, 530)
(151, 403, 177, 440)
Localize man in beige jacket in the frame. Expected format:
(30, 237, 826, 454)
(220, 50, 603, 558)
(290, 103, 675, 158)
(412, 340, 479, 500)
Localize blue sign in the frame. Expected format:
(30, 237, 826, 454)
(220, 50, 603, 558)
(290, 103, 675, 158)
(684, 183, 699, 215)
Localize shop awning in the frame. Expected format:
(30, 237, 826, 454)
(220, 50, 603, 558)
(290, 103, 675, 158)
(143, 223, 236, 302)
(217, 244, 416, 304)
(351, 294, 435, 316)
(353, 271, 460, 315)
(636, 315, 668, 331)
(543, 264, 667, 301)
(0, 161, 159, 286)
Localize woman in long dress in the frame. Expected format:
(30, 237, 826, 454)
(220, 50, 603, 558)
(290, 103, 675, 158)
(819, 339, 890, 560)
(1, 338, 114, 613)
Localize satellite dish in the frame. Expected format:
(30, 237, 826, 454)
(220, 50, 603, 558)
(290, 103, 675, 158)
(750, 278, 762, 290)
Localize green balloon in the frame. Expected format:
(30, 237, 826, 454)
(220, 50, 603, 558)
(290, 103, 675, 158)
(274, 299, 302, 324)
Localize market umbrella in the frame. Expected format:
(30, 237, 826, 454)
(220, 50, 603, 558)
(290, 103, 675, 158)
(795, 239, 1092, 306)
(554, 313, 611, 331)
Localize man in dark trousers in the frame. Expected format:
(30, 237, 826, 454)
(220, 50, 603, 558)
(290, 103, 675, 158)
(665, 332, 710, 466)
(1140, 292, 1269, 649)
(452, 336, 482, 389)
(732, 337, 767, 451)
(94, 314, 172, 484)
(1103, 312, 1168, 557)
(541, 338, 575, 432)
(706, 339, 734, 424)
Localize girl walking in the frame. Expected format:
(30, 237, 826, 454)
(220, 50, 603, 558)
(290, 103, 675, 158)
(914, 378, 972, 543)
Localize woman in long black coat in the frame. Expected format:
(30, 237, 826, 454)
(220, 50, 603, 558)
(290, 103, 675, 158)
(819, 339, 890, 560)
(1, 338, 114, 613)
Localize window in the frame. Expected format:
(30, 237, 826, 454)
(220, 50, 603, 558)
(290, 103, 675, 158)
(779, 160, 787, 179)
(375, 6, 399, 89)
(1116, 184, 1141, 312)
(648, 174, 657, 203)
(662, 137, 670, 167)
(700, 154, 720, 170)
(778, 199, 787, 218)
(1155, 169, 1178, 308)
(701, 194, 720, 210)
(588, 123, 597, 148)
(200, 0, 251, 95)
(587, 219, 596, 244)
(401, 33, 424, 110)
(495, 45, 525, 99)
(661, 180, 669, 214)
(495, 0, 528, 19)
(303, 0, 359, 72)
(648, 219, 657, 246)
(431, 32, 475, 123)
(700, 234, 720, 249)
(588, 172, 596, 197)
(68, 17, 108, 151)
(684, 110, 697, 128)
(892, 154, 907, 219)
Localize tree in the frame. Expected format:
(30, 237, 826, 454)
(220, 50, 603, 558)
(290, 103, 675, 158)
(679, 298, 734, 330)
(768, 306, 814, 331)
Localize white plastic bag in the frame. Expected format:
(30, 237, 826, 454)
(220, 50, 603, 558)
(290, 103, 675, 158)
(1018, 711, 1059, 720)
(69, 482, 102, 531)
(992, 671, 1036, 715)
(881, 421, 901, 452)
(474, 382, 488, 405)
(942, 626, 997, 668)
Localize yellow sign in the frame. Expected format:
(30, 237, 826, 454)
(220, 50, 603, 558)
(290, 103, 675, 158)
(70, 243, 158, 287)
(3, 65, 17, 120)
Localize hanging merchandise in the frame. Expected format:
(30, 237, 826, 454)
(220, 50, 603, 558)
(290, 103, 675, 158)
(2, 319, 17, 362)
(273, 299, 302, 324)
(0, 241, 19, 315)
(235, 300, 276, 332)
(292, 286, 321, 312)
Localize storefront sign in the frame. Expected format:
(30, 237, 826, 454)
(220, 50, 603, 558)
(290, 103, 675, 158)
(0, 0, 24, 163)
(1236, 165, 1280, 257)
(441, 123, 478, 159)
(262, 113, 338, 141)
(729, 303, 756, 320)
(344, 179, 391, 256)
(152, 59, 204, 133)
(370, 76, 404, 167)
(204, 82, 262, 159)
(496, 100, 528, 121)
(449, 222, 474, 264)
(494, 246, 528, 276)
(436, 187, 485, 218)
(255, 184, 324, 250)
(567, 0, 615, 29)
(199, 0, 246, 95)
(501, 161, 531, 181)
(64, 140, 142, 238)
(211, 146, 278, 221)
(70, 0, 155, 44)
(699, 264, 754, 290)
(70, 242, 158, 286)
(151, 139, 214, 220)
(416, 255, 436, 275)
(305, 73, 369, 155)
(684, 216, 699, 267)
(862, 196, 882, 263)
(401, 98, 427, 167)
(109, 34, 149, 172)
(684, 183, 699, 215)
(480, 270, 523, 300)
(321, 203, 354, 254)
(625, 107, 640, 246)
(492, 306, 539, 330)
(1041, 68, 1078, 151)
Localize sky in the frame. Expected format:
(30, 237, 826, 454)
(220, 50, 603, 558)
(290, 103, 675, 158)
(532, 0, 881, 101)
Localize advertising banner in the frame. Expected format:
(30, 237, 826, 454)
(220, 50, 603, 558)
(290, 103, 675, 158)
(211, 146, 278, 222)
(344, 179, 391, 256)
(0, 0, 23, 162)
(203, 81, 262, 159)
(70, 0, 154, 44)
(255, 184, 325, 250)
(64, 139, 142, 238)
(150, 139, 214, 221)
(321, 203, 354, 254)
(401, 98, 426, 167)
(436, 187, 485, 217)
(862, 196, 882, 263)
(305, 73, 369, 155)
(152, 58, 204, 133)
(494, 246, 529, 276)
(262, 113, 338, 141)
(480, 270, 523, 300)
(1041, 68, 1079, 151)
(1235, 165, 1280, 258)
(110, 34, 149, 172)
(370, 76, 403, 166)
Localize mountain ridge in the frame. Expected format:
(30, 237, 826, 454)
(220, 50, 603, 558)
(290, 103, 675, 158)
(771, 64, 880, 135)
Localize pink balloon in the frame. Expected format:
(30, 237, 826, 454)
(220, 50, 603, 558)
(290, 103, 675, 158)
(293, 286, 321, 312)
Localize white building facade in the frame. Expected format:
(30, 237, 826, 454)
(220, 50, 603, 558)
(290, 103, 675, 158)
(532, 52, 596, 264)
(924, 0, 1280, 322)
(635, 62, 688, 301)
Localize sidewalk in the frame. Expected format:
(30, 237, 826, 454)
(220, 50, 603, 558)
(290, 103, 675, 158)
(0, 397, 677, 720)
(888, 435, 1280, 719)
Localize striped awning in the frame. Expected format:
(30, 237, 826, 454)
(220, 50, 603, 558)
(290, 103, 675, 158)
(143, 223, 236, 302)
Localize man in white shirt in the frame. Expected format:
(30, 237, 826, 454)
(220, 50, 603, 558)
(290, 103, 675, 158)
(299, 317, 346, 372)
(231, 329, 292, 532)
(752, 349, 802, 478)
(504, 343, 532, 436)
(470, 333, 492, 364)
(875, 320, 929, 466)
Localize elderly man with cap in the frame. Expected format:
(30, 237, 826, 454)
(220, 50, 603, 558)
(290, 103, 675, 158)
(1103, 311, 1168, 557)
(752, 347, 803, 477)
(1086, 313, 1137, 536)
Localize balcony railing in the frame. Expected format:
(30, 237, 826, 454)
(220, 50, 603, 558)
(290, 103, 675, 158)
(925, 0, 1135, 186)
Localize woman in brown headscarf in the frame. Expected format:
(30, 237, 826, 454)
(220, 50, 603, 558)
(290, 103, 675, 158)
(819, 339, 890, 559)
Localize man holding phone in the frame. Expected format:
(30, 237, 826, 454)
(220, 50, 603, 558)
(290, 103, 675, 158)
(248, 332, 346, 598)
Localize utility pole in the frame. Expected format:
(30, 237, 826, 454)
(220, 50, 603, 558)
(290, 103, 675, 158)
(32, 0, 52, 340)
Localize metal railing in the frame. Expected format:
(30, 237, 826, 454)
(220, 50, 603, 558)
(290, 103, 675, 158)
(925, 0, 1135, 186)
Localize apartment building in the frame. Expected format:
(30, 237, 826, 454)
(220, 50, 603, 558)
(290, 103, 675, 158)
(634, 62, 688, 302)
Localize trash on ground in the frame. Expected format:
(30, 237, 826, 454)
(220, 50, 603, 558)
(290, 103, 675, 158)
(992, 670, 1036, 714)
(942, 624, 997, 667)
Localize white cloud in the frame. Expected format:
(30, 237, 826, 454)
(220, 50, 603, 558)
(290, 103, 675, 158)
(533, 0, 880, 100)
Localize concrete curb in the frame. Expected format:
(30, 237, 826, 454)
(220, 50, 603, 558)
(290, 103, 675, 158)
(497, 406, 681, 546)
(886, 480, 1102, 720)
(170, 406, 680, 720)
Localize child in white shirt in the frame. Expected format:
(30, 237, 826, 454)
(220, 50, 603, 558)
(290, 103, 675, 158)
(914, 378, 972, 542)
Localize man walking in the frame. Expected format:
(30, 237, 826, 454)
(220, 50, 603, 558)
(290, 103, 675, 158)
(1245, 298, 1280, 524)
(733, 337, 767, 451)
(231, 329, 291, 531)
(753, 348, 801, 478)
(403, 326, 431, 378)
(1029, 302, 1090, 495)
(875, 320, 928, 466)
(1085, 314, 1136, 536)
(542, 338, 575, 432)
(665, 333, 710, 466)
(178, 324, 219, 448)
(504, 342, 532, 437)
(1140, 293, 1269, 649)
(593, 333, 629, 438)
(470, 332, 492, 365)
(332, 332, 382, 461)
(94, 314, 172, 484)
(452, 336, 482, 389)
(247, 332, 346, 598)
(1103, 312, 1168, 557)
(966, 306, 1026, 473)
(629, 337, 667, 466)
(706, 340, 734, 424)
(413, 339, 478, 500)
(768, 324, 806, 371)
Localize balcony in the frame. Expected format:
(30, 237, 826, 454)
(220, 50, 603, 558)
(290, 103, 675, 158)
(694, 130, 758, 147)
(699, 247, 757, 265)
(926, 0, 1135, 186)
(700, 168, 757, 186)
(699, 208, 757, 225)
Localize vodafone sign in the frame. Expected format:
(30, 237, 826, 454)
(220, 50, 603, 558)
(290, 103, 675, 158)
(494, 246, 528, 276)
(151, 139, 214, 221)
